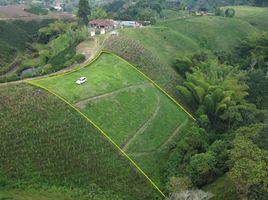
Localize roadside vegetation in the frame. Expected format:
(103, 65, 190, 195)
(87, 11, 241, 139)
(0, 20, 87, 82)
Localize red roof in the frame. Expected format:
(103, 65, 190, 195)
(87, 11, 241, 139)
(89, 19, 114, 27)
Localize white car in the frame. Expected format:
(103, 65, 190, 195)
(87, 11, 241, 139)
(76, 77, 87, 85)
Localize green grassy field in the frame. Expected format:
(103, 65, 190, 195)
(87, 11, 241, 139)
(33, 52, 192, 186)
(0, 186, 124, 200)
(0, 83, 161, 200)
(104, 15, 257, 104)
(158, 16, 256, 51)
(226, 6, 268, 31)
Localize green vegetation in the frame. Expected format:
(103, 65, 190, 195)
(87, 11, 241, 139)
(24, 4, 48, 15)
(104, 15, 257, 108)
(77, 0, 91, 25)
(33, 52, 191, 186)
(104, 35, 184, 99)
(162, 29, 267, 199)
(0, 20, 54, 75)
(227, 6, 268, 31)
(0, 83, 161, 200)
(158, 17, 256, 51)
(0, 20, 88, 82)
(1, 3, 268, 199)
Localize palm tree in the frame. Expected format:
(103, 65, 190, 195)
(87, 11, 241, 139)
(177, 60, 248, 122)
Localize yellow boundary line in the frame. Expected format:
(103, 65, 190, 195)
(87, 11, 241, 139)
(33, 51, 103, 82)
(24, 80, 166, 198)
(25, 50, 196, 198)
(30, 50, 195, 121)
(102, 51, 196, 121)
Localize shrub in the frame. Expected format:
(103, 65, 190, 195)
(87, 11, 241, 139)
(74, 54, 86, 63)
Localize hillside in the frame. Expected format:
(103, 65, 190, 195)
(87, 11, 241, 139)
(1, 5, 267, 200)
(31, 52, 193, 187)
(226, 6, 268, 31)
(0, 20, 55, 75)
(0, 83, 161, 200)
(104, 16, 257, 106)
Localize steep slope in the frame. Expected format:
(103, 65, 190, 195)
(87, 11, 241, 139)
(227, 6, 268, 31)
(104, 16, 256, 105)
(0, 83, 162, 200)
(32, 52, 193, 187)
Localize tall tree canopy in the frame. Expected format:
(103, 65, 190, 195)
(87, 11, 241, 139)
(77, 0, 91, 25)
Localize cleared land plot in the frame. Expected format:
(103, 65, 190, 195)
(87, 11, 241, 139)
(0, 5, 35, 18)
(32, 52, 191, 185)
(105, 16, 257, 101)
(34, 53, 189, 152)
(0, 83, 160, 200)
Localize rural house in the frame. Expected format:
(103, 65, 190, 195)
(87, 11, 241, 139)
(89, 19, 115, 29)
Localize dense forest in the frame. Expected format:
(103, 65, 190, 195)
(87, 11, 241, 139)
(166, 32, 268, 199)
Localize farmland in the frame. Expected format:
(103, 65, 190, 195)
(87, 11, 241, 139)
(226, 6, 268, 31)
(104, 16, 257, 103)
(32, 52, 192, 186)
(0, 83, 161, 200)
(1, 3, 268, 199)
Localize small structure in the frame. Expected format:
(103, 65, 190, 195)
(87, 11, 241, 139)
(195, 11, 208, 16)
(89, 19, 115, 29)
(120, 21, 141, 28)
(100, 28, 105, 35)
(51, 3, 63, 11)
(90, 30, 95, 37)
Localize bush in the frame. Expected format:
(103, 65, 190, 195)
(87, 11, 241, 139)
(74, 54, 86, 63)
(49, 42, 77, 71)
(6, 74, 20, 82)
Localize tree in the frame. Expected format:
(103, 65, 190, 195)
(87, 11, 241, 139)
(77, 0, 91, 25)
(173, 55, 193, 77)
(228, 125, 268, 198)
(187, 151, 217, 186)
(225, 8, 235, 18)
(89, 8, 108, 20)
(176, 59, 249, 129)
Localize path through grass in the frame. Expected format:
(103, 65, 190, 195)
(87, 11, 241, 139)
(31, 52, 192, 187)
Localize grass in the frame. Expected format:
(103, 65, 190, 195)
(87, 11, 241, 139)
(0, 189, 76, 200)
(0, 19, 56, 74)
(203, 175, 239, 200)
(104, 35, 184, 99)
(226, 6, 268, 31)
(104, 15, 257, 104)
(119, 27, 200, 66)
(157, 16, 257, 51)
(32, 52, 191, 186)
(0, 83, 161, 200)
(83, 87, 159, 145)
(37, 53, 146, 103)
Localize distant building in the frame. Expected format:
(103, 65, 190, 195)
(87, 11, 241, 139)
(51, 3, 63, 11)
(89, 19, 115, 29)
(195, 11, 208, 16)
(120, 21, 141, 28)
